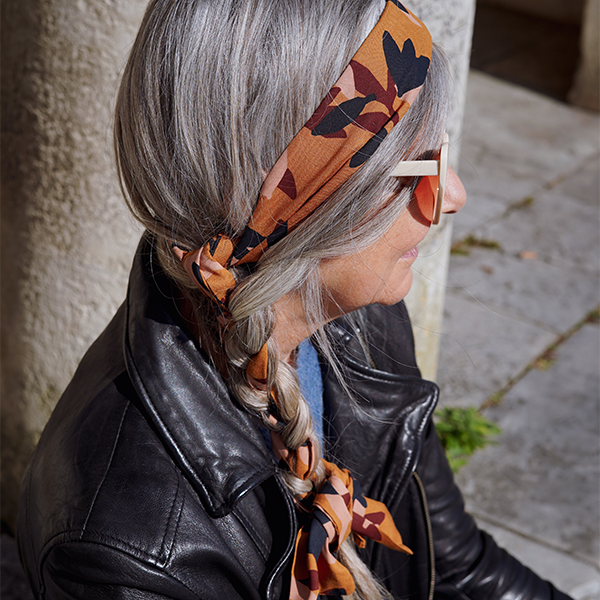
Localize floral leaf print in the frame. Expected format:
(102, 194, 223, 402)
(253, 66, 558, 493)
(277, 168, 297, 199)
(349, 126, 388, 168)
(390, 0, 409, 13)
(350, 60, 385, 98)
(304, 90, 341, 131)
(382, 35, 430, 97)
(266, 221, 288, 247)
(353, 111, 391, 133)
(310, 93, 377, 136)
(232, 227, 265, 261)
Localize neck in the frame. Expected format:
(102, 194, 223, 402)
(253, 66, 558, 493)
(272, 293, 320, 364)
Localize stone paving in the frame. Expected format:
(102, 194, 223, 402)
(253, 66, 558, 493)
(436, 70, 600, 598)
(2, 71, 599, 599)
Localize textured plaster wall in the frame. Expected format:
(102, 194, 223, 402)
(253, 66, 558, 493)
(404, 0, 477, 379)
(1, 0, 145, 527)
(569, 0, 600, 111)
(0, 0, 476, 527)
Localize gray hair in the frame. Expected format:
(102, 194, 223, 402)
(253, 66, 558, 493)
(115, 0, 449, 596)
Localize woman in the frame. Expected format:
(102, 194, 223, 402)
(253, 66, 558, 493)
(17, 0, 572, 598)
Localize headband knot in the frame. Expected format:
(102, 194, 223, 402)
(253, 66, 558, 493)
(289, 460, 412, 599)
(172, 236, 236, 310)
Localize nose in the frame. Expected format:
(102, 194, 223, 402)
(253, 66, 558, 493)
(442, 167, 467, 215)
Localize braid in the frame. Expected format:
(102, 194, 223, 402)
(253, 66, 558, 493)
(218, 275, 391, 600)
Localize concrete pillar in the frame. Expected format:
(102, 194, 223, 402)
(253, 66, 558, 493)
(1, 0, 145, 528)
(569, 0, 600, 111)
(404, 0, 477, 380)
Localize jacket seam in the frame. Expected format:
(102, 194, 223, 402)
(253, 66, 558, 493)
(159, 472, 182, 563)
(341, 358, 436, 386)
(80, 401, 130, 538)
(165, 475, 185, 566)
(24, 459, 39, 593)
(232, 504, 270, 561)
(42, 528, 172, 564)
(433, 576, 472, 600)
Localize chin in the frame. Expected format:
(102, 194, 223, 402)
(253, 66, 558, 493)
(376, 268, 413, 306)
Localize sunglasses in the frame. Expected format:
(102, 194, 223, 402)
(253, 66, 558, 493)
(390, 132, 449, 226)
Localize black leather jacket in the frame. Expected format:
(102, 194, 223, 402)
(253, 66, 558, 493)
(17, 237, 571, 599)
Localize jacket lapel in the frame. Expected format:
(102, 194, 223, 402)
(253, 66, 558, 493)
(124, 235, 276, 518)
(323, 304, 439, 507)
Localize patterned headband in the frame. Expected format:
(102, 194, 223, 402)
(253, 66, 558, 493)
(173, 0, 432, 347)
(173, 2, 432, 597)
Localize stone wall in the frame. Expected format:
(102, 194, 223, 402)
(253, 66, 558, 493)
(0, 0, 476, 528)
(569, 0, 600, 111)
(477, 0, 599, 113)
(1, 0, 145, 528)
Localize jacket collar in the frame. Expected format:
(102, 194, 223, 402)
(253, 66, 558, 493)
(123, 234, 437, 518)
(322, 304, 439, 504)
(123, 235, 276, 518)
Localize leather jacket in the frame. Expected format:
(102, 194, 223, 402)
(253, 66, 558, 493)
(17, 236, 571, 599)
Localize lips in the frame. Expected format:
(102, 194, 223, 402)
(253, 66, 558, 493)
(401, 246, 419, 260)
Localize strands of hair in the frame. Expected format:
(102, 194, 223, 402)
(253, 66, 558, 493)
(114, 1, 449, 597)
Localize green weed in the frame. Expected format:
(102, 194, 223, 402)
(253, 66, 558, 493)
(434, 406, 501, 473)
(513, 196, 535, 209)
(451, 235, 502, 256)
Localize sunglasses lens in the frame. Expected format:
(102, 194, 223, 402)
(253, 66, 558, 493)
(414, 175, 439, 224)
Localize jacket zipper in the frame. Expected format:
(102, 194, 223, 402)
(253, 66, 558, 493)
(413, 471, 435, 600)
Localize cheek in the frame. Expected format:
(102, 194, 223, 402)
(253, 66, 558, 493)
(319, 207, 429, 314)
(374, 207, 430, 268)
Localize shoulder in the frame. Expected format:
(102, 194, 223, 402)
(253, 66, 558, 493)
(17, 294, 292, 599)
(17, 307, 196, 593)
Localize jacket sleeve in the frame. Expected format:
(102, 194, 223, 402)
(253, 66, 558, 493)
(417, 420, 574, 600)
(38, 543, 197, 600)
(36, 538, 264, 600)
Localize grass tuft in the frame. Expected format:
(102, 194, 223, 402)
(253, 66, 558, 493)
(513, 196, 535, 209)
(451, 235, 502, 256)
(434, 406, 501, 473)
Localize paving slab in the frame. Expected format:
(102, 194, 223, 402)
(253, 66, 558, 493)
(461, 72, 599, 174)
(456, 323, 600, 566)
(473, 517, 600, 600)
(562, 156, 600, 207)
(476, 179, 600, 274)
(455, 71, 600, 240)
(447, 245, 599, 334)
(437, 292, 555, 407)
